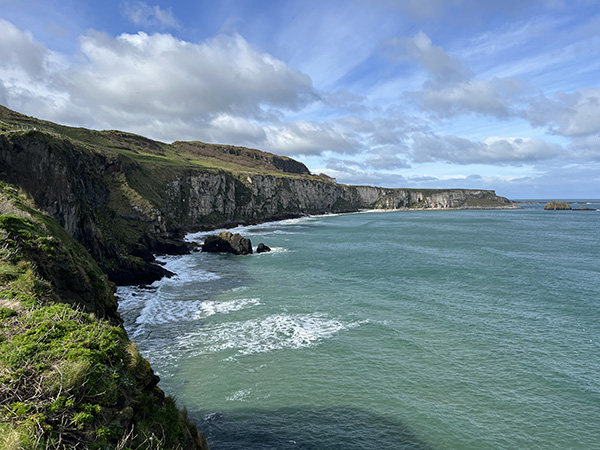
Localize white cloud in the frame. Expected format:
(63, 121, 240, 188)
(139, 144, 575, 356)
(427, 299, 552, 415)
(411, 134, 563, 165)
(384, 31, 471, 86)
(0, 19, 48, 79)
(263, 121, 362, 156)
(414, 78, 524, 118)
(383, 31, 530, 119)
(61, 31, 319, 136)
(120, 1, 180, 30)
(367, 153, 411, 169)
(205, 115, 267, 146)
(524, 88, 600, 137)
(567, 135, 600, 162)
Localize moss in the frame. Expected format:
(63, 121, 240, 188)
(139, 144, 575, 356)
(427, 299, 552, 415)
(0, 184, 207, 449)
(0, 307, 17, 320)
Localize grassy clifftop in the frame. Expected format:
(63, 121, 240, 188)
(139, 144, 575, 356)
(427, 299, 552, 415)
(0, 105, 310, 178)
(0, 182, 207, 449)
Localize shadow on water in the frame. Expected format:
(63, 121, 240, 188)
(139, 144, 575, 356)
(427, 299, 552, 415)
(190, 406, 433, 450)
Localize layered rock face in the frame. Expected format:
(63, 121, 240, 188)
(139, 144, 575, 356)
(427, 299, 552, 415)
(164, 173, 515, 228)
(0, 126, 515, 284)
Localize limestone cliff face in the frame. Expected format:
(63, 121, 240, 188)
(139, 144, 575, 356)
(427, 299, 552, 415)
(162, 173, 515, 228)
(0, 128, 514, 284)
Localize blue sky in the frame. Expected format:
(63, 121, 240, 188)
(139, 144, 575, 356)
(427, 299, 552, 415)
(1, 0, 599, 198)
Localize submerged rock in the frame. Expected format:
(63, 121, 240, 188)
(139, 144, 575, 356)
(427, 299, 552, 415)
(544, 201, 571, 210)
(202, 231, 253, 255)
(257, 243, 271, 253)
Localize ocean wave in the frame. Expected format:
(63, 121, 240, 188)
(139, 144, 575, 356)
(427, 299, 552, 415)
(252, 246, 288, 254)
(136, 297, 261, 326)
(180, 313, 365, 356)
(185, 215, 325, 242)
(159, 268, 221, 286)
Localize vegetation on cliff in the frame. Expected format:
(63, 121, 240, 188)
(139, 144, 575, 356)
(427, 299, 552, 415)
(0, 182, 207, 449)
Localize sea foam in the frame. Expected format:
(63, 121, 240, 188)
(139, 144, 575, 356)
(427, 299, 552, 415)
(136, 297, 261, 326)
(180, 313, 364, 357)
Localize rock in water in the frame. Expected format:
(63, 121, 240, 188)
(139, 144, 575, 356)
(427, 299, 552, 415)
(202, 231, 253, 255)
(257, 243, 271, 253)
(544, 201, 571, 210)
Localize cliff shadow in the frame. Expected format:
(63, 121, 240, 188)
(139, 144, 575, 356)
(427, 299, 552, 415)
(190, 406, 433, 450)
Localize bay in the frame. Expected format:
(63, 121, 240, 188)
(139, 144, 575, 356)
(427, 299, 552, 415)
(118, 201, 600, 449)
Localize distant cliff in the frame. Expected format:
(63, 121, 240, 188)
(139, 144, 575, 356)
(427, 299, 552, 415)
(0, 106, 515, 284)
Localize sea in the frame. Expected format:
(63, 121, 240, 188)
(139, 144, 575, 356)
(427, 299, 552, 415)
(117, 200, 600, 450)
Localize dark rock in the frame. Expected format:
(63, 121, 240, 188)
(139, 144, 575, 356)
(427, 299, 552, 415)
(202, 231, 253, 255)
(150, 237, 191, 255)
(257, 243, 271, 253)
(107, 261, 175, 286)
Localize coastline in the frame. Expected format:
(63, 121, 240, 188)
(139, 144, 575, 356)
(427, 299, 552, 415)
(115, 204, 600, 449)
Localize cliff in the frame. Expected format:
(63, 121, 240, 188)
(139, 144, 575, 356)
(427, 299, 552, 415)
(0, 106, 515, 284)
(0, 105, 516, 448)
(0, 181, 208, 449)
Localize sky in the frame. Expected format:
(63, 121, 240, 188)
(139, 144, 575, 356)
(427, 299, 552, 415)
(1, 0, 599, 199)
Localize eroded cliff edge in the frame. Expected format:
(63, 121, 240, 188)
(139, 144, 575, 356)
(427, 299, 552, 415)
(0, 181, 208, 449)
(0, 106, 515, 284)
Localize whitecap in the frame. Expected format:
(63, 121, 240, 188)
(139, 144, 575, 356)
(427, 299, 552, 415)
(181, 313, 365, 356)
(136, 297, 261, 326)
(193, 298, 261, 320)
(226, 389, 251, 402)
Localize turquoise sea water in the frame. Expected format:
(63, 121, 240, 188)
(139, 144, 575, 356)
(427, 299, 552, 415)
(118, 201, 600, 449)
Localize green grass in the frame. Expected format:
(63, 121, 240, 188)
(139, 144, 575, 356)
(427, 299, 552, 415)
(0, 182, 207, 449)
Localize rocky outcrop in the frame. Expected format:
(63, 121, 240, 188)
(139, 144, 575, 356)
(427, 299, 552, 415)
(0, 131, 179, 284)
(544, 201, 571, 210)
(257, 243, 271, 253)
(202, 231, 253, 255)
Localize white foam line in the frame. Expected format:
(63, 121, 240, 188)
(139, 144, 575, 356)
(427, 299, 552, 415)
(136, 297, 261, 326)
(180, 313, 367, 356)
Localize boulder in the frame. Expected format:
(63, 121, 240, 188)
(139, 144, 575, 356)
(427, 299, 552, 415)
(202, 231, 253, 255)
(257, 243, 271, 253)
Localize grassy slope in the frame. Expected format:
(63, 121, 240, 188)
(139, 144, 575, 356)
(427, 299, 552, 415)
(0, 105, 311, 179)
(0, 182, 207, 450)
